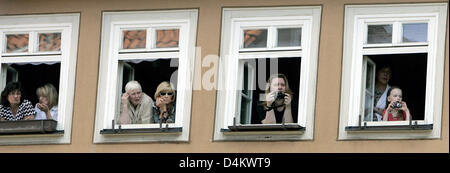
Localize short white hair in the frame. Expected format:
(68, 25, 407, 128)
(125, 81, 142, 93)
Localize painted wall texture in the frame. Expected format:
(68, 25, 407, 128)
(0, 0, 448, 153)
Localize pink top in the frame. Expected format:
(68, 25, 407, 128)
(382, 110, 406, 121)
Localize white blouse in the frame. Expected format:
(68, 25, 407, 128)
(34, 105, 58, 121)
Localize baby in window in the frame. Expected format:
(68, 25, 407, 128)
(382, 86, 411, 121)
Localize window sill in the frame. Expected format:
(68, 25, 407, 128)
(100, 127, 182, 135)
(221, 124, 305, 135)
(0, 120, 60, 135)
(345, 124, 433, 133)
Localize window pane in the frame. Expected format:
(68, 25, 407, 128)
(277, 28, 301, 47)
(402, 23, 427, 43)
(156, 29, 179, 48)
(39, 33, 61, 52)
(122, 30, 146, 49)
(243, 29, 267, 48)
(367, 25, 392, 44)
(364, 92, 374, 121)
(365, 61, 374, 92)
(5, 34, 29, 53)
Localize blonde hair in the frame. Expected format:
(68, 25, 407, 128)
(154, 81, 176, 102)
(36, 83, 58, 108)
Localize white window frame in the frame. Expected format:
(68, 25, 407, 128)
(214, 6, 321, 141)
(0, 14, 79, 145)
(93, 10, 197, 143)
(339, 3, 447, 140)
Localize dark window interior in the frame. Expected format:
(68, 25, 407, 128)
(368, 53, 427, 120)
(6, 63, 60, 106)
(121, 59, 178, 100)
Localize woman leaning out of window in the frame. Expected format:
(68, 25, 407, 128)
(34, 83, 58, 120)
(152, 81, 176, 124)
(0, 82, 36, 121)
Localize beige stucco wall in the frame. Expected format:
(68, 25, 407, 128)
(0, 0, 448, 153)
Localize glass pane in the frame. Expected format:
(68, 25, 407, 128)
(402, 23, 428, 43)
(5, 34, 29, 53)
(367, 25, 392, 44)
(277, 28, 301, 47)
(243, 29, 267, 48)
(242, 63, 249, 95)
(240, 97, 251, 124)
(364, 92, 374, 121)
(39, 33, 61, 52)
(156, 29, 179, 48)
(365, 61, 374, 91)
(122, 30, 146, 49)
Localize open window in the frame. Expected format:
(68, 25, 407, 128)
(339, 3, 447, 139)
(94, 10, 198, 143)
(214, 6, 321, 141)
(0, 14, 79, 145)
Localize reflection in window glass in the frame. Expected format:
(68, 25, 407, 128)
(367, 25, 392, 44)
(122, 30, 146, 49)
(402, 23, 428, 43)
(39, 33, 61, 52)
(277, 28, 301, 47)
(156, 29, 179, 48)
(243, 29, 267, 48)
(5, 34, 29, 53)
(238, 57, 300, 125)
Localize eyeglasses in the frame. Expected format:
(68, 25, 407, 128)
(159, 92, 174, 96)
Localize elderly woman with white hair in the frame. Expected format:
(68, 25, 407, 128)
(119, 80, 154, 124)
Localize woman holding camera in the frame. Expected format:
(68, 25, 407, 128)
(261, 74, 294, 124)
(382, 86, 411, 121)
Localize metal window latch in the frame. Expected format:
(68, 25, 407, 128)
(118, 124, 122, 134)
(363, 122, 367, 129)
(282, 117, 286, 130)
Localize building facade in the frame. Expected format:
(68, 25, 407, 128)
(0, 0, 448, 153)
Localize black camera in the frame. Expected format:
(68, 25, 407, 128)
(275, 92, 286, 100)
(391, 101, 402, 109)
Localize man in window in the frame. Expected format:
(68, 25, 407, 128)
(119, 80, 154, 124)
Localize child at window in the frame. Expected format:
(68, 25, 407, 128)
(382, 86, 411, 121)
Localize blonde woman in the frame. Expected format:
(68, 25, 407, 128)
(261, 74, 294, 124)
(152, 81, 176, 123)
(34, 83, 59, 120)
